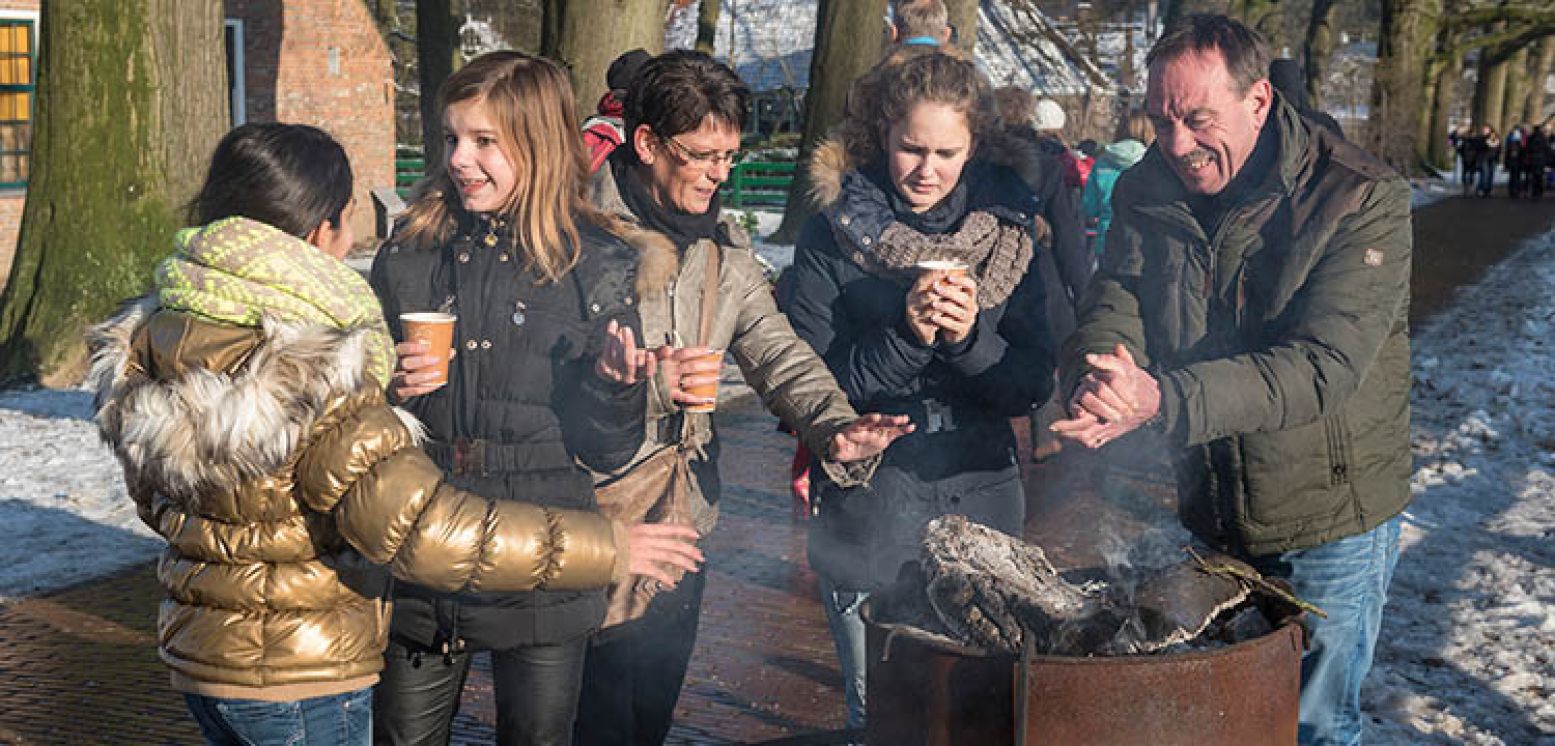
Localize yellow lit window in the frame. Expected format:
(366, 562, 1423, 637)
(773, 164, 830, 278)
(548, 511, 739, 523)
(0, 19, 35, 188)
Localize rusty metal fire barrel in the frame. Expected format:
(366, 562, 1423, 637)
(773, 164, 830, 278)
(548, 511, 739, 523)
(864, 601, 1304, 745)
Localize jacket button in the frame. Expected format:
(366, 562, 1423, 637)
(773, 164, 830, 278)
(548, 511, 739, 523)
(457, 252, 471, 263)
(1332, 465, 1348, 479)
(623, 296, 634, 306)
(498, 253, 510, 262)
(860, 235, 872, 246)
(480, 339, 492, 350)
(590, 302, 602, 314)
(465, 339, 478, 351)
(840, 214, 852, 226)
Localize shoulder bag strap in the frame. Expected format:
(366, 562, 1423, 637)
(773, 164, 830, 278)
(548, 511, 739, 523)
(697, 242, 720, 347)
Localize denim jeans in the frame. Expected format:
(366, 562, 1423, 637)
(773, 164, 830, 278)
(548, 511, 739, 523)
(819, 576, 870, 731)
(1249, 515, 1403, 746)
(184, 687, 372, 746)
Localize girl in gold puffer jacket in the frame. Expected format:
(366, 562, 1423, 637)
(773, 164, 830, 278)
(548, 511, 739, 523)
(88, 123, 700, 746)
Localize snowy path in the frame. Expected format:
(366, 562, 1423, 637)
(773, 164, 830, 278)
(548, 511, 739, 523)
(1366, 228, 1555, 744)
(0, 223, 1550, 743)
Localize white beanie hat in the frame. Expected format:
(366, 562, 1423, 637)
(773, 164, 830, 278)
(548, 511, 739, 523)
(1033, 98, 1066, 132)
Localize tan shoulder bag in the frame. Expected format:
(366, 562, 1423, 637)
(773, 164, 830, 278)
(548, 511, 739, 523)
(594, 243, 720, 628)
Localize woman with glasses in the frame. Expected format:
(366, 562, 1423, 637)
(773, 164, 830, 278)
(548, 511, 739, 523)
(574, 49, 912, 745)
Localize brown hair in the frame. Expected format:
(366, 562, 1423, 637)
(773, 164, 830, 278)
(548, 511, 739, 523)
(992, 86, 1036, 130)
(398, 51, 604, 283)
(1145, 13, 1270, 95)
(1115, 108, 1155, 145)
(835, 46, 995, 168)
(892, 0, 949, 41)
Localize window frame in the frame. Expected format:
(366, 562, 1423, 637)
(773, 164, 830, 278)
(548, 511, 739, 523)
(0, 10, 38, 190)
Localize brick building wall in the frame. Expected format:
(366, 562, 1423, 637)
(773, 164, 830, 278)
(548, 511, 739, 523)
(226, 0, 393, 245)
(0, 0, 39, 288)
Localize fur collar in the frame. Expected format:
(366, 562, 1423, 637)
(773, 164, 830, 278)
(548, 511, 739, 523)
(87, 296, 422, 500)
(807, 128, 1044, 210)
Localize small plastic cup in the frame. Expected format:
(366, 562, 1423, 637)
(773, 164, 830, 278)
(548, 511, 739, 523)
(399, 312, 457, 386)
(683, 349, 725, 414)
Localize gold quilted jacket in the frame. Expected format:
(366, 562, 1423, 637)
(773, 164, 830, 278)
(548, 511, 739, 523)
(88, 298, 625, 700)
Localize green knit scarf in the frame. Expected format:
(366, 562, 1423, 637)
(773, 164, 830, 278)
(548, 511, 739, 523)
(156, 216, 395, 388)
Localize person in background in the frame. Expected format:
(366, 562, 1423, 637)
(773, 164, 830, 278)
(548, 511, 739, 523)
(889, 0, 952, 47)
(1074, 138, 1098, 187)
(88, 123, 698, 746)
(1268, 57, 1342, 136)
(370, 51, 696, 746)
(1526, 123, 1550, 200)
(785, 47, 1054, 731)
(582, 48, 653, 174)
(1459, 125, 1487, 197)
(993, 86, 1090, 464)
(1503, 124, 1526, 198)
(1083, 108, 1154, 260)
(576, 49, 911, 746)
(1055, 16, 1412, 745)
(1477, 124, 1501, 198)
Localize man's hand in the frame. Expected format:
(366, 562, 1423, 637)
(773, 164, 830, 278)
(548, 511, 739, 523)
(1051, 344, 1161, 449)
(827, 413, 915, 462)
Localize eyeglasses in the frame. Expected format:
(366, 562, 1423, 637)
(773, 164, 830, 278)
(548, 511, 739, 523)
(660, 135, 741, 169)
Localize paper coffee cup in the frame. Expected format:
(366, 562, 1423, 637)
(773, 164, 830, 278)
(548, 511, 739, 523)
(915, 259, 969, 277)
(684, 349, 725, 414)
(400, 312, 457, 386)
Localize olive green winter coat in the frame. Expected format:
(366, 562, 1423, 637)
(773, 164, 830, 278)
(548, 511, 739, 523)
(1062, 98, 1412, 556)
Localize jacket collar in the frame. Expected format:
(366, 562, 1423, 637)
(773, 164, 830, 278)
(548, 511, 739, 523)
(589, 158, 751, 296)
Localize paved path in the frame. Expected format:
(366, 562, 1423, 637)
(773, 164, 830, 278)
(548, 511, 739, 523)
(0, 195, 1548, 744)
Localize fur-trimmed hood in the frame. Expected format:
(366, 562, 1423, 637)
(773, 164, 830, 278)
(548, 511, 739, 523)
(805, 127, 1045, 212)
(87, 296, 420, 501)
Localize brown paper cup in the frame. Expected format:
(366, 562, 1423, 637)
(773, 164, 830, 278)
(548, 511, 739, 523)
(683, 349, 725, 414)
(400, 312, 457, 386)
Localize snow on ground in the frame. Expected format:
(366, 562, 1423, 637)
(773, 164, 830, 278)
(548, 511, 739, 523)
(1364, 227, 1555, 744)
(0, 387, 155, 601)
(0, 217, 1552, 743)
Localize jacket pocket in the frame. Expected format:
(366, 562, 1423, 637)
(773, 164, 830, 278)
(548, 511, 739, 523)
(1239, 417, 1351, 526)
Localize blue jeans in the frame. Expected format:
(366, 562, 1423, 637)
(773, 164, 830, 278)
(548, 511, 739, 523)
(184, 687, 372, 746)
(1250, 516, 1402, 746)
(819, 576, 869, 731)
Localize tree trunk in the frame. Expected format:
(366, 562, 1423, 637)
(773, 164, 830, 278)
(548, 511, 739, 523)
(696, 0, 720, 54)
(1524, 35, 1555, 125)
(546, 0, 671, 120)
(772, 0, 887, 243)
(418, 0, 461, 167)
(1426, 49, 1461, 171)
(946, 0, 980, 55)
(1371, 0, 1441, 172)
(0, 0, 227, 385)
(1501, 46, 1529, 130)
(1302, 0, 1338, 108)
(1473, 27, 1509, 133)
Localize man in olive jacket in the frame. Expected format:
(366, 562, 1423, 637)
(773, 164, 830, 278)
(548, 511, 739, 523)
(1054, 16, 1410, 745)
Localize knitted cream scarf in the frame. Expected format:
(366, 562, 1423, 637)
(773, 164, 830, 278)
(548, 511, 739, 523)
(156, 216, 395, 387)
(865, 211, 1033, 309)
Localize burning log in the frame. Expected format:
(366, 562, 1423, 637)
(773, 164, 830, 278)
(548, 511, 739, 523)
(916, 515, 1311, 657)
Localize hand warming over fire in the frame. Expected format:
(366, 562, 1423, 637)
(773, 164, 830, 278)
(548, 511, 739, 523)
(623, 522, 704, 587)
(1051, 344, 1161, 449)
(828, 413, 916, 462)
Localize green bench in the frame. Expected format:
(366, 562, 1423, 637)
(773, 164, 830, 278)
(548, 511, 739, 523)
(723, 160, 795, 209)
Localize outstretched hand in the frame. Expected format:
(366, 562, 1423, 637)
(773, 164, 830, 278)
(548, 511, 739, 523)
(624, 522, 704, 587)
(828, 413, 915, 462)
